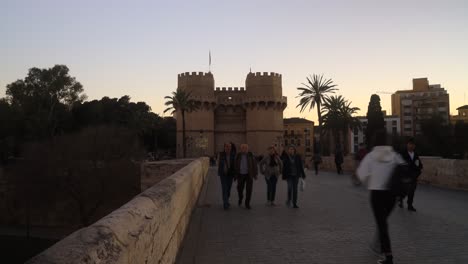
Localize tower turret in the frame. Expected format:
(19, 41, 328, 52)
(175, 72, 216, 158)
(177, 71, 215, 100)
(244, 72, 287, 154)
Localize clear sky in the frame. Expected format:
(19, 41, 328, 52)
(1, 0, 467, 122)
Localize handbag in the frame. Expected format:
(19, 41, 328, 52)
(299, 178, 306, 192)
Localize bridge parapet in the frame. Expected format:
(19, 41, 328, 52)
(27, 158, 209, 264)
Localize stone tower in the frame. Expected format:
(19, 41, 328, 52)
(175, 71, 286, 158)
(245, 72, 286, 154)
(176, 72, 216, 157)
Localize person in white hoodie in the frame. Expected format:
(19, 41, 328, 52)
(357, 130, 405, 264)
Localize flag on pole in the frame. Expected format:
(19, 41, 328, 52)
(209, 50, 211, 72)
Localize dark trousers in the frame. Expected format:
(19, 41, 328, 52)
(399, 181, 417, 206)
(287, 177, 299, 206)
(265, 175, 278, 202)
(370, 190, 396, 254)
(335, 162, 343, 174)
(237, 174, 253, 206)
(314, 162, 319, 175)
(220, 174, 233, 207)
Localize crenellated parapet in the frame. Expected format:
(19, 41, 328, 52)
(214, 87, 246, 92)
(177, 71, 215, 100)
(245, 72, 283, 99)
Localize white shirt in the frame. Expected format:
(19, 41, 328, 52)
(408, 151, 415, 161)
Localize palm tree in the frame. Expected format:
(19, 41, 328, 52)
(164, 88, 198, 158)
(297, 74, 338, 152)
(322, 96, 361, 154)
(322, 95, 346, 146)
(340, 101, 361, 154)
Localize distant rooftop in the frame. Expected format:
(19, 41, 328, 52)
(284, 117, 314, 124)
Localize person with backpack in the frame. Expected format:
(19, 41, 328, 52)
(259, 146, 283, 206)
(357, 130, 405, 264)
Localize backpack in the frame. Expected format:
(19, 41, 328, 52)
(387, 163, 411, 196)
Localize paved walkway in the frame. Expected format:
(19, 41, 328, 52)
(177, 168, 468, 264)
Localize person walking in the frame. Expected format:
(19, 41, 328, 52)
(357, 130, 405, 264)
(217, 142, 236, 210)
(259, 146, 283, 206)
(282, 145, 306, 208)
(235, 144, 258, 209)
(352, 143, 368, 185)
(312, 152, 322, 175)
(398, 138, 423, 212)
(335, 144, 344, 174)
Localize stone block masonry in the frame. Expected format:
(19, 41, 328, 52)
(314, 156, 468, 191)
(27, 158, 209, 264)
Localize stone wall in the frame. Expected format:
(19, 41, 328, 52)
(315, 156, 468, 190)
(418, 157, 468, 190)
(27, 157, 209, 264)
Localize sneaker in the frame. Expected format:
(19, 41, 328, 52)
(246, 204, 251, 210)
(293, 204, 299, 209)
(377, 256, 393, 264)
(369, 242, 381, 256)
(408, 206, 417, 212)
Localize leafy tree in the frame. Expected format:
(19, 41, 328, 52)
(297, 74, 338, 153)
(164, 88, 198, 158)
(454, 121, 468, 159)
(72, 96, 174, 154)
(5, 65, 86, 139)
(418, 114, 453, 157)
(10, 126, 144, 228)
(365, 94, 385, 148)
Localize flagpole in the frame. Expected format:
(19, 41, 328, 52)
(209, 50, 211, 73)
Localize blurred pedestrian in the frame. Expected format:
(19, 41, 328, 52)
(352, 143, 368, 185)
(335, 144, 344, 174)
(357, 130, 405, 264)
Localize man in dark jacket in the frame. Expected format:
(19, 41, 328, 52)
(282, 145, 306, 208)
(399, 138, 423, 212)
(335, 144, 344, 174)
(235, 144, 258, 209)
(217, 143, 236, 210)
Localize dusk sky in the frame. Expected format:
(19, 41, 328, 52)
(1, 0, 467, 122)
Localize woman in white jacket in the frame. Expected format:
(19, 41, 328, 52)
(357, 130, 404, 264)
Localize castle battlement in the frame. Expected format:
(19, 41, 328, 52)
(248, 72, 282, 77)
(178, 71, 213, 77)
(215, 87, 246, 92)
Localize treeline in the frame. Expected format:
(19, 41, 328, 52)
(0, 64, 175, 165)
(414, 115, 468, 159)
